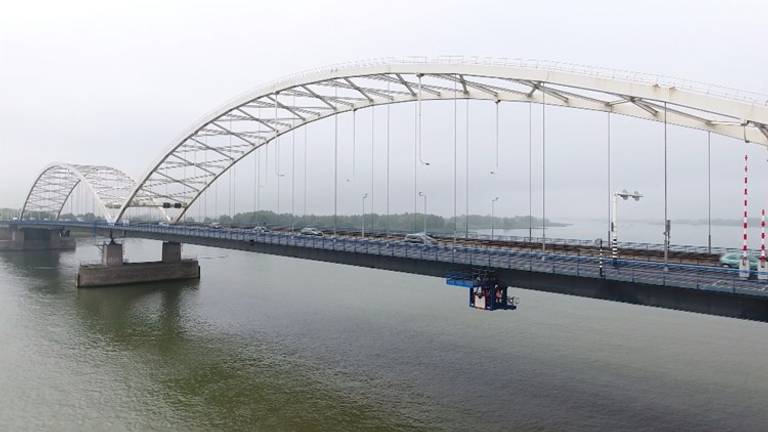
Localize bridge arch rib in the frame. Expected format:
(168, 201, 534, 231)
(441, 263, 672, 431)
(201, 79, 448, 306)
(20, 163, 158, 224)
(118, 56, 768, 223)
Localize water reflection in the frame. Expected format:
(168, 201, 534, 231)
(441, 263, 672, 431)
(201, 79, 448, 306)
(75, 282, 195, 341)
(0, 250, 64, 275)
(69, 272, 422, 431)
(3, 240, 768, 431)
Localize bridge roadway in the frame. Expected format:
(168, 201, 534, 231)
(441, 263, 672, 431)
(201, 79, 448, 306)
(318, 228, 724, 267)
(6, 221, 768, 322)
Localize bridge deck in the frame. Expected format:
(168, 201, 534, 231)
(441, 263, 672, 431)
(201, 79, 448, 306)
(5, 221, 768, 322)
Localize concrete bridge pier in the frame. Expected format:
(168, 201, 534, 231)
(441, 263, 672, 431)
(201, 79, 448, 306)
(0, 226, 76, 251)
(77, 240, 200, 288)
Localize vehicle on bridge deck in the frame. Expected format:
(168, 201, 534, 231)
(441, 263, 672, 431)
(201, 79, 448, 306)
(402, 232, 436, 245)
(446, 270, 518, 311)
(300, 227, 324, 237)
(719, 252, 760, 270)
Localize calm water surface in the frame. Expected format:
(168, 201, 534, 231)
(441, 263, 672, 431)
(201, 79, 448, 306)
(1, 236, 767, 431)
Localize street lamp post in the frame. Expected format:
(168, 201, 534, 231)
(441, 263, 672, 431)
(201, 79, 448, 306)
(361, 193, 368, 238)
(491, 196, 500, 240)
(611, 189, 642, 263)
(418, 191, 428, 233)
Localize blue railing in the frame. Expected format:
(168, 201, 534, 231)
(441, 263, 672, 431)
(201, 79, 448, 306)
(6, 220, 768, 298)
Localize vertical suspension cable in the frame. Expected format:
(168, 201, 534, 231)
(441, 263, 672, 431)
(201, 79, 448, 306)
(528, 101, 532, 240)
(417, 74, 428, 165)
(333, 86, 339, 236)
(453, 78, 458, 243)
(495, 100, 500, 171)
(230, 118, 234, 222)
(204, 137, 208, 222)
(256, 107, 262, 223)
(183, 147, 188, 224)
(264, 100, 269, 188)
(664, 101, 670, 271)
(291, 96, 296, 230)
(608, 112, 612, 243)
(371, 105, 375, 232)
(386, 80, 391, 237)
(251, 140, 261, 225)
(276, 92, 281, 216)
(352, 109, 357, 179)
(212, 133, 218, 223)
(465, 98, 470, 238)
(413, 98, 418, 232)
(541, 84, 546, 252)
(194, 145, 200, 223)
(304, 124, 308, 219)
(707, 131, 712, 253)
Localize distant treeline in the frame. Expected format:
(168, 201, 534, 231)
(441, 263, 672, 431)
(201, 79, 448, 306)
(192, 211, 562, 233)
(11, 209, 563, 233)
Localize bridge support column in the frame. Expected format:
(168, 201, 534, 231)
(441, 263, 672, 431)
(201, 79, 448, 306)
(162, 241, 182, 263)
(0, 226, 76, 251)
(102, 241, 124, 266)
(77, 241, 199, 288)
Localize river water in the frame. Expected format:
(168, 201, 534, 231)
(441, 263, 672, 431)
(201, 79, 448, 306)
(1, 235, 767, 431)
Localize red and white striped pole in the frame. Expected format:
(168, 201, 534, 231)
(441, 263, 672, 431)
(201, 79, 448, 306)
(760, 208, 768, 280)
(740, 153, 750, 278)
(761, 209, 766, 260)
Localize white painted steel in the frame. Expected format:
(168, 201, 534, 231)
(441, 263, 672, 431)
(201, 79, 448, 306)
(20, 163, 159, 224)
(118, 57, 768, 223)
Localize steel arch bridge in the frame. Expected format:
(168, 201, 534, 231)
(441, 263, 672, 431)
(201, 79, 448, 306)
(116, 56, 768, 224)
(20, 163, 161, 224)
(19, 57, 768, 224)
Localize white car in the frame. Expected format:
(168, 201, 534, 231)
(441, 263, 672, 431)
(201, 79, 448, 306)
(403, 232, 436, 245)
(300, 227, 324, 237)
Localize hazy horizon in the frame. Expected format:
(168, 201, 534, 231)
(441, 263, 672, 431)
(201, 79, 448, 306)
(2, 0, 767, 226)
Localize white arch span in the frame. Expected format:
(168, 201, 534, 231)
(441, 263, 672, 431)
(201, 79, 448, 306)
(20, 163, 159, 224)
(117, 56, 768, 223)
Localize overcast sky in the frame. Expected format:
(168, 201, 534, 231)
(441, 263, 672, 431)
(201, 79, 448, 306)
(2, 0, 767, 227)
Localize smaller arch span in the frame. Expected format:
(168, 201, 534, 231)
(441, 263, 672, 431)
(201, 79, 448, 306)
(20, 163, 161, 224)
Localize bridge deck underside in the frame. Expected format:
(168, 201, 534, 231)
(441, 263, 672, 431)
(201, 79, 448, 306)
(23, 222, 766, 323)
